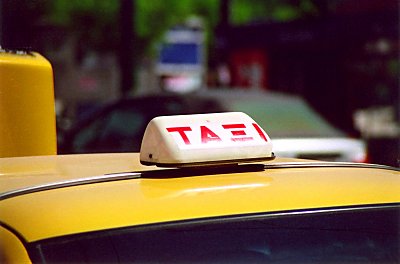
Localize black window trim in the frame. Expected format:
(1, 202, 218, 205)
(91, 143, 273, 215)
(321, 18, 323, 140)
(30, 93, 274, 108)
(22, 203, 400, 263)
(28, 202, 400, 247)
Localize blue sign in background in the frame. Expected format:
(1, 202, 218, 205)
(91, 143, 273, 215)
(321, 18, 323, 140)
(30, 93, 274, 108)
(160, 43, 200, 65)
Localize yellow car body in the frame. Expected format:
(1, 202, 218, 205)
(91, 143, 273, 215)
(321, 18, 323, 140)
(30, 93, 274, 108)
(1, 153, 399, 263)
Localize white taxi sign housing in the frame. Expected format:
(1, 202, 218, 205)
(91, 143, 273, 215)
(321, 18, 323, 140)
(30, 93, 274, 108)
(140, 112, 274, 167)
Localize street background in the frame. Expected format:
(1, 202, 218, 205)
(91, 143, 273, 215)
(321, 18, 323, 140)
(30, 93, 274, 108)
(1, 0, 399, 166)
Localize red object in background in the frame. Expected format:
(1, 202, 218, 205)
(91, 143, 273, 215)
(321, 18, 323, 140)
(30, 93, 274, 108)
(230, 49, 268, 89)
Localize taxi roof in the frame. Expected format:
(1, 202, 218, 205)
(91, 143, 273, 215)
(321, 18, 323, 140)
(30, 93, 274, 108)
(0, 153, 399, 243)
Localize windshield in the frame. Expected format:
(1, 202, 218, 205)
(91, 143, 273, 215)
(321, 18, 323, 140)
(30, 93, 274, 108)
(30, 206, 399, 263)
(205, 90, 344, 138)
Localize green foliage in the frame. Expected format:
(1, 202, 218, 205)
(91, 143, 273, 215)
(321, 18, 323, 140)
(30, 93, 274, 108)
(136, 0, 219, 53)
(231, 0, 319, 24)
(46, 0, 219, 55)
(43, 0, 324, 55)
(46, 0, 119, 51)
(48, 0, 118, 26)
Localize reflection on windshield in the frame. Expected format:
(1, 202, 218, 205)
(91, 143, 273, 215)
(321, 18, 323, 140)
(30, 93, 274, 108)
(30, 206, 399, 263)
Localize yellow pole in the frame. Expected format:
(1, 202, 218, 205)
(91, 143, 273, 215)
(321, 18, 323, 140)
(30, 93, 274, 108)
(0, 51, 57, 157)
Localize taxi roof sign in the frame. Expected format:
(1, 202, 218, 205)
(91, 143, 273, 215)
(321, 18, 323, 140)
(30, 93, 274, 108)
(140, 112, 274, 167)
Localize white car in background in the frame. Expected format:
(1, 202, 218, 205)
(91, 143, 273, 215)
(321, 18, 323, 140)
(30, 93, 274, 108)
(206, 89, 367, 163)
(60, 89, 367, 163)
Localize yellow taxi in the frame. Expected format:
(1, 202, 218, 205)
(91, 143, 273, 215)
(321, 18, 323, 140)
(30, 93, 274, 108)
(0, 51, 399, 263)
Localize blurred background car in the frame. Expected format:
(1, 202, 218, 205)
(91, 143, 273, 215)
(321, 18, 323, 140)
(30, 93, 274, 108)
(59, 93, 224, 153)
(59, 89, 367, 163)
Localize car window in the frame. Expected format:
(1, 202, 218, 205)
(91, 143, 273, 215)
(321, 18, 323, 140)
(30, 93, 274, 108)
(29, 206, 399, 263)
(65, 95, 225, 154)
(231, 99, 342, 138)
(201, 90, 344, 138)
(72, 108, 146, 153)
(72, 117, 105, 153)
(230, 98, 343, 138)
